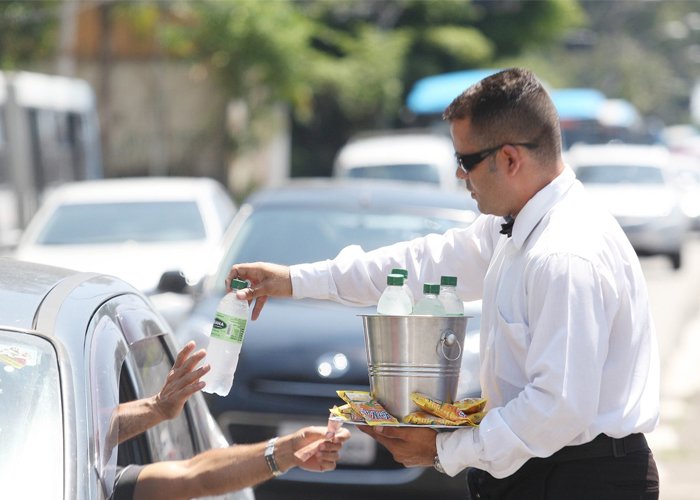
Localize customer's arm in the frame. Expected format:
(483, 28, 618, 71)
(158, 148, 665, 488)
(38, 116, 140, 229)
(117, 341, 209, 444)
(132, 426, 351, 500)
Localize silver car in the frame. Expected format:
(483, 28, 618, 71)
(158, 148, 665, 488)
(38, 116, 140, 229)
(567, 144, 691, 269)
(0, 257, 253, 500)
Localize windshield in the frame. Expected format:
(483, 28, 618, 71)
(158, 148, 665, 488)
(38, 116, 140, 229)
(344, 164, 441, 185)
(0, 331, 62, 499)
(35, 201, 207, 245)
(214, 206, 470, 293)
(576, 165, 664, 185)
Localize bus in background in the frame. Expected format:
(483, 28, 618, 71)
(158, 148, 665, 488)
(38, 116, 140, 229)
(0, 71, 101, 251)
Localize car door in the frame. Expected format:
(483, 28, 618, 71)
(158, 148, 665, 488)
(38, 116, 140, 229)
(87, 292, 254, 500)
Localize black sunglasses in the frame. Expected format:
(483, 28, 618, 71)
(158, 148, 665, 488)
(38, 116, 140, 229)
(455, 142, 538, 174)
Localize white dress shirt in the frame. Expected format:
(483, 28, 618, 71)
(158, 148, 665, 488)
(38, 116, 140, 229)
(290, 167, 660, 478)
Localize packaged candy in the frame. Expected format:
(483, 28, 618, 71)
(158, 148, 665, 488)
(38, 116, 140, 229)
(330, 403, 364, 422)
(337, 390, 399, 426)
(464, 410, 487, 426)
(410, 392, 471, 424)
(453, 397, 488, 415)
(402, 411, 461, 426)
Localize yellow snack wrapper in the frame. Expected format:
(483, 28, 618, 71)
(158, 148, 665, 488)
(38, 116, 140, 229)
(410, 392, 471, 423)
(402, 411, 461, 426)
(464, 410, 487, 426)
(453, 397, 488, 415)
(329, 404, 364, 422)
(336, 390, 399, 426)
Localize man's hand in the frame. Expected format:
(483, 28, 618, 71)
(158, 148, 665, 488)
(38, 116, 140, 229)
(225, 262, 292, 320)
(289, 426, 351, 472)
(358, 426, 438, 468)
(154, 341, 209, 421)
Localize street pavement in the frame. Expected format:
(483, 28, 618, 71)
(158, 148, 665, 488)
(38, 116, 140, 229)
(649, 303, 700, 500)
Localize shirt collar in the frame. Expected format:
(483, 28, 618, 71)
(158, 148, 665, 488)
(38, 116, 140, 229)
(509, 167, 577, 248)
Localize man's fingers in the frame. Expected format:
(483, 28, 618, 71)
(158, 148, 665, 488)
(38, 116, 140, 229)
(251, 295, 268, 321)
(173, 341, 196, 369)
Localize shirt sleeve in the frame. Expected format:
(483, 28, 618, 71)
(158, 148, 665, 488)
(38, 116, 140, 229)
(438, 252, 617, 478)
(290, 215, 496, 305)
(111, 465, 145, 500)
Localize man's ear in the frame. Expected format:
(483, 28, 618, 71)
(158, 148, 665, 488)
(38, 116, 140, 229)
(501, 144, 523, 177)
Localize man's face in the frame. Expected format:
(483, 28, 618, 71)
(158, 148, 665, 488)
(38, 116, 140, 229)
(450, 117, 510, 217)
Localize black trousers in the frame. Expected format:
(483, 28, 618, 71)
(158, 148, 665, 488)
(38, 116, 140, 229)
(466, 434, 659, 500)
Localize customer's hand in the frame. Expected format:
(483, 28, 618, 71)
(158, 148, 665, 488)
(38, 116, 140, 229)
(226, 262, 292, 320)
(154, 341, 209, 420)
(284, 426, 351, 473)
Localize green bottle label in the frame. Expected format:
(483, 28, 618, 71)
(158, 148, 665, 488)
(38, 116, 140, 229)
(211, 311, 247, 343)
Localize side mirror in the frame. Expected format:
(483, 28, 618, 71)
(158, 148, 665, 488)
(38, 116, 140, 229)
(157, 270, 189, 294)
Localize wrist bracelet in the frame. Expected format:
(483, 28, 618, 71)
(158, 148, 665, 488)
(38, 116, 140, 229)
(264, 437, 284, 477)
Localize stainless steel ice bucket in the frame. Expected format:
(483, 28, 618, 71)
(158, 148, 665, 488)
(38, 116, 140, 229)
(361, 314, 469, 420)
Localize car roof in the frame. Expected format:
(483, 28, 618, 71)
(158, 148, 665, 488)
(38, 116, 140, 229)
(335, 131, 454, 167)
(567, 144, 672, 168)
(243, 177, 475, 213)
(40, 176, 226, 203)
(0, 258, 75, 329)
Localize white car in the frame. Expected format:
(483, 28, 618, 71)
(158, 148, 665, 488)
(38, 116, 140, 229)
(332, 129, 461, 190)
(567, 144, 691, 269)
(13, 177, 236, 325)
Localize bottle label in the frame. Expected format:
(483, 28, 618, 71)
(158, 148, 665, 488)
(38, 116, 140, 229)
(211, 311, 247, 343)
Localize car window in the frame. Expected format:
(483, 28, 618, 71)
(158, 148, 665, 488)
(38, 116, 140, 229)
(127, 335, 197, 461)
(215, 206, 471, 293)
(0, 331, 62, 500)
(576, 165, 665, 185)
(35, 201, 207, 244)
(344, 164, 441, 185)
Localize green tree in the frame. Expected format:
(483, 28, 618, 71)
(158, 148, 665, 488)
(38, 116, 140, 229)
(0, 1, 58, 68)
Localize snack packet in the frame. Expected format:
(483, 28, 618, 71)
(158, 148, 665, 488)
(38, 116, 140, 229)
(453, 397, 487, 415)
(464, 410, 487, 426)
(329, 403, 364, 422)
(410, 392, 471, 424)
(402, 411, 461, 426)
(294, 416, 344, 461)
(336, 390, 399, 426)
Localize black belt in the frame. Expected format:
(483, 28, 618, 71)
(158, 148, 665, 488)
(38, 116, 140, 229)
(549, 433, 649, 462)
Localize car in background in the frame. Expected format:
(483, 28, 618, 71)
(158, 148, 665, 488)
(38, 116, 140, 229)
(171, 178, 482, 499)
(12, 176, 236, 327)
(332, 129, 461, 190)
(0, 257, 253, 500)
(567, 143, 691, 269)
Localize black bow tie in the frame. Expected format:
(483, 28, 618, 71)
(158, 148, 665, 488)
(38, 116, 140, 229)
(500, 216, 514, 237)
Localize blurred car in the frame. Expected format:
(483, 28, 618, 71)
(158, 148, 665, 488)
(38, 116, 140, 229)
(12, 176, 236, 327)
(332, 129, 461, 190)
(172, 178, 482, 498)
(567, 144, 691, 269)
(0, 257, 253, 500)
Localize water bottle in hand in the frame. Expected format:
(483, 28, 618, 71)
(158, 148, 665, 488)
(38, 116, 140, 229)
(202, 278, 249, 396)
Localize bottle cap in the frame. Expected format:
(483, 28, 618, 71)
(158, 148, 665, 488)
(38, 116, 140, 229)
(231, 278, 248, 290)
(423, 283, 440, 295)
(387, 273, 404, 286)
(440, 276, 457, 286)
(391, 268, 408, 279)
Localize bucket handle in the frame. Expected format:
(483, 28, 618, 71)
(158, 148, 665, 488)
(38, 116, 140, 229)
(439, 329, 462, 361)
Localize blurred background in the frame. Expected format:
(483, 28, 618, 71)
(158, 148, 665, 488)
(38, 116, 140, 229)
(2, 1, 700, 499)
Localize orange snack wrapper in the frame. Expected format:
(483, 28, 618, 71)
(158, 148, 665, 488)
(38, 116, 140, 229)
(410, 392, 471, 424)
(402, 411, 461, 426)
(453, 397, 487, 415)
(329, 403, 364, 422)
(336, 390, 399, 426)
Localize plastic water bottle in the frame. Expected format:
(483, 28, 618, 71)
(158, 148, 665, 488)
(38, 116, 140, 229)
(202, 278, 250, 396)
(391, 267, 414, 304)
(439, 276, 464, 316)
(377, 274, 413, 315)
(412, 283, 447, 315)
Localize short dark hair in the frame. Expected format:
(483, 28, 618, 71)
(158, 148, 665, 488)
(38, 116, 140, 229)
(442, 68, 561, 163)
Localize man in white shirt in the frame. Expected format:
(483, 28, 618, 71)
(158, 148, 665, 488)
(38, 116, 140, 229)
(226, 68, 660, 499)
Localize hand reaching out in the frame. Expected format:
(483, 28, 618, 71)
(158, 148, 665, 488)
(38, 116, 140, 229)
(154, 341, 210, 421)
